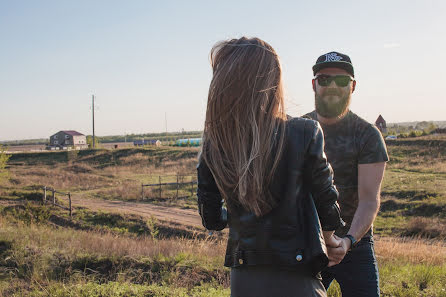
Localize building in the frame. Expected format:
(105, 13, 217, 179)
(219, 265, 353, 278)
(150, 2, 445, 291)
(176, 138, 202, 147)
(433, 128, 446, 134)
(133, 139, 162, 147)
(49, 130, 88, 150)
(375, 115, 387, 134)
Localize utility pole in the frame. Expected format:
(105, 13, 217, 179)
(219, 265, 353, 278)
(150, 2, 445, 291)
(92, 95, 95, 148)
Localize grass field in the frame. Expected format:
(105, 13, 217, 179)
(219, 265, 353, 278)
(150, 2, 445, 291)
(376, 135, 446, 239)
(2, 146, 200, 209)
(0, 204, 444, 296)
(0, 135, 445, 296)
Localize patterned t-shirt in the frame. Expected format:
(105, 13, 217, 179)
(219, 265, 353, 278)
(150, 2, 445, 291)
(304, 110, 389, 236)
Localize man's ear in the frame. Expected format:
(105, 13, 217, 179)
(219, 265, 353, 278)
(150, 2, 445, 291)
(351, 80, 356, 93)
(312, 79, 316, 92)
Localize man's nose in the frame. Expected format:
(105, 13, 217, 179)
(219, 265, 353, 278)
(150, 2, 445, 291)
(327, 79, 338, 88)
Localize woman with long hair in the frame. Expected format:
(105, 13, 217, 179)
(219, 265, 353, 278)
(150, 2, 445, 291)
(197, 37, 343, 297)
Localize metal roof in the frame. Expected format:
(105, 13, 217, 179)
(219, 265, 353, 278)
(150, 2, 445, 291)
(60, 130, 85, 136)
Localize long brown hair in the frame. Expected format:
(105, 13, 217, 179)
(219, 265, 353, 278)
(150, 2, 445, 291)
(201, 37, 287, 217)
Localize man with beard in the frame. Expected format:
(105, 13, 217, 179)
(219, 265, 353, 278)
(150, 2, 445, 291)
(304, 52, 389, 297)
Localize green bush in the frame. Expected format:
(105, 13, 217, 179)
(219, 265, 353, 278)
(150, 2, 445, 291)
(2, 202, 51, 225)
(0, 145, 10, 183)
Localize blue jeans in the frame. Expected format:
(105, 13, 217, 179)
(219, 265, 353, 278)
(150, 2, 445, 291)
(321, 236, 379, 297)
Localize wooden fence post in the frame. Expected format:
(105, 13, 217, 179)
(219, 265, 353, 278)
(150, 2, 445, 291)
(43, 186, 47, 203)
(52, 189, 55, 205)
(176, 175, 179, 199)
(159, 176, 162, 199)
(68, 193, 72, 218)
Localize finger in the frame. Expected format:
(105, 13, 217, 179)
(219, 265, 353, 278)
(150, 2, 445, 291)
(327, 257, 341, 266)
(328, 255, 343, 266)
(327, 250, 346, 264)
(326, 238, 342, 248)
(327, 255, 340, 263)
(328, 251, 343, 260)
(327, 251, 343, 262)
(326, 242, 339, 248)
(328, 246, 345, 256)
(328, 261, 338, 267)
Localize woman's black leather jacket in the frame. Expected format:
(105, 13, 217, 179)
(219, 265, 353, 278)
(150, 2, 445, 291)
(197, 118, 343, 273)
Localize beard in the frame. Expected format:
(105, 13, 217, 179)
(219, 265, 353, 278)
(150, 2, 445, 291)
(315, 91, 351, 118)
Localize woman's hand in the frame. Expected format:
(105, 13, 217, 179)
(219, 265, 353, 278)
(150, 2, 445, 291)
(326, 235, 351, 267)
(322, 232, 343, 267)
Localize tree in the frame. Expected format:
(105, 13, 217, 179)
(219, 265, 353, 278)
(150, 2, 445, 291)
(86, 136, 101, 149)
(0, 145, 11, 183)
(425, 123, 438, 134)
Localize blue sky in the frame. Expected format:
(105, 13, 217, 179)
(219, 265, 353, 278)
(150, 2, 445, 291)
(1, 0, 445, 141)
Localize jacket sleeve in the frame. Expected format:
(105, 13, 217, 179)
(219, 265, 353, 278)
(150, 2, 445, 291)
(196, 157, 227, 231)
(304, 121, 344, 231)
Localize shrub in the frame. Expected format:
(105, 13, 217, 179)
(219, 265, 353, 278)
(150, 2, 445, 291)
(147, 215, 160, 240)
(0, 145, 11, 183)
(2, 202, 51, 225)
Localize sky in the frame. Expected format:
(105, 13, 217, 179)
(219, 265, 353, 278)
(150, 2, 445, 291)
(1, 0, 445, 141)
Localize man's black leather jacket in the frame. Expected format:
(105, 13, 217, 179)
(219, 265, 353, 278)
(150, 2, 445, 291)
(197, 118, 343, 273)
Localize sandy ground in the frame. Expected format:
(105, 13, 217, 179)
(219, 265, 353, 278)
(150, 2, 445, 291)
(70, 195, 203, 228)
(0, 196, 203, 229)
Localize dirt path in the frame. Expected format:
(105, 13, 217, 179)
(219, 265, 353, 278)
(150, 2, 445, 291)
(0, 196, 204, 228)
(70, 196, 203, 228)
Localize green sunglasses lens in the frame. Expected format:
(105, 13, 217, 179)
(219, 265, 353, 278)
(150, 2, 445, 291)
(317, 76, 331, 86)
(334, 76, 351, 87)
(316, 75, 352, 87)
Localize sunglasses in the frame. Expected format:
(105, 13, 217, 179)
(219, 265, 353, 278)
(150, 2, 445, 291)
(315, 75, 354, 87)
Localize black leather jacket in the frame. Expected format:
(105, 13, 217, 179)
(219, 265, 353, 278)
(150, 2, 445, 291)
(197, 118, 343, 274)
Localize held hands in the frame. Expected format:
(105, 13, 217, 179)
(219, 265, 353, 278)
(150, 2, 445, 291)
(326, 234, 351, 267)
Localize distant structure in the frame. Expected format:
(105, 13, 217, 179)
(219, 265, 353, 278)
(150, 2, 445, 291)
(133, 139, 162, 147)
(433, 128, 446, 134)
(176, 138, 202, 147)
(48, 131, 88, 150)
(375, 115, 387, 134)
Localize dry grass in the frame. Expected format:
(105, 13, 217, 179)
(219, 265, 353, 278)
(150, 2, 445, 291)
(388, 144, 446, 174)
(94, 180, 143, 200)
(0, 215, 225, 261)
(405, 217, 446, 239)
(392, 161, 446, 174)
(118, 153, 149, 165)
(101, 157, 196, 178)
(4, 150, 197, 201)
(8, 165, 111, 191)
(375, 236, 446, 265)
(159, 158, 196, 174)
(1, 214, 444, 268)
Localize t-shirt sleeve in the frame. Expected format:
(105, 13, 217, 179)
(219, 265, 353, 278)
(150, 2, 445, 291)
(358, 124, 389, 164)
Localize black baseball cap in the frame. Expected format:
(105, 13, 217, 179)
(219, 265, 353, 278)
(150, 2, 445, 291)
(312, 51, 354, 77)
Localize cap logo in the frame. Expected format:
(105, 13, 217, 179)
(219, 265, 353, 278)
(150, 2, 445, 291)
(324, 53, 343, 62)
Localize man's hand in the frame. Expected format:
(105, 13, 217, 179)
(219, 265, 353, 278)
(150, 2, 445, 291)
(325, 233, 342, 248)
(327, 235, 351, 267)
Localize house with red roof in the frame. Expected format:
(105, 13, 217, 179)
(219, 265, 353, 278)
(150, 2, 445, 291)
(49, 130, 88, 150)
(375, 115, 387, 134)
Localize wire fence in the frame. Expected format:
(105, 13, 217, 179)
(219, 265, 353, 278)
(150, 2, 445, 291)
(141, 174, 197, 200)
(43, 186, 72, 217)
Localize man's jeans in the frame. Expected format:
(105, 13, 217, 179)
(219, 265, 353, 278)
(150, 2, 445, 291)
(322, 236, 380, 297)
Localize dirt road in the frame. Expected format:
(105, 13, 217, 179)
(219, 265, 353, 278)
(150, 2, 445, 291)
(0, 196, 204, 229)
(70, 196, 203, 228)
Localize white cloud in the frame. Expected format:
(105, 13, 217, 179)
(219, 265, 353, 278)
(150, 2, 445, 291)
(383, 43, 401, 49)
